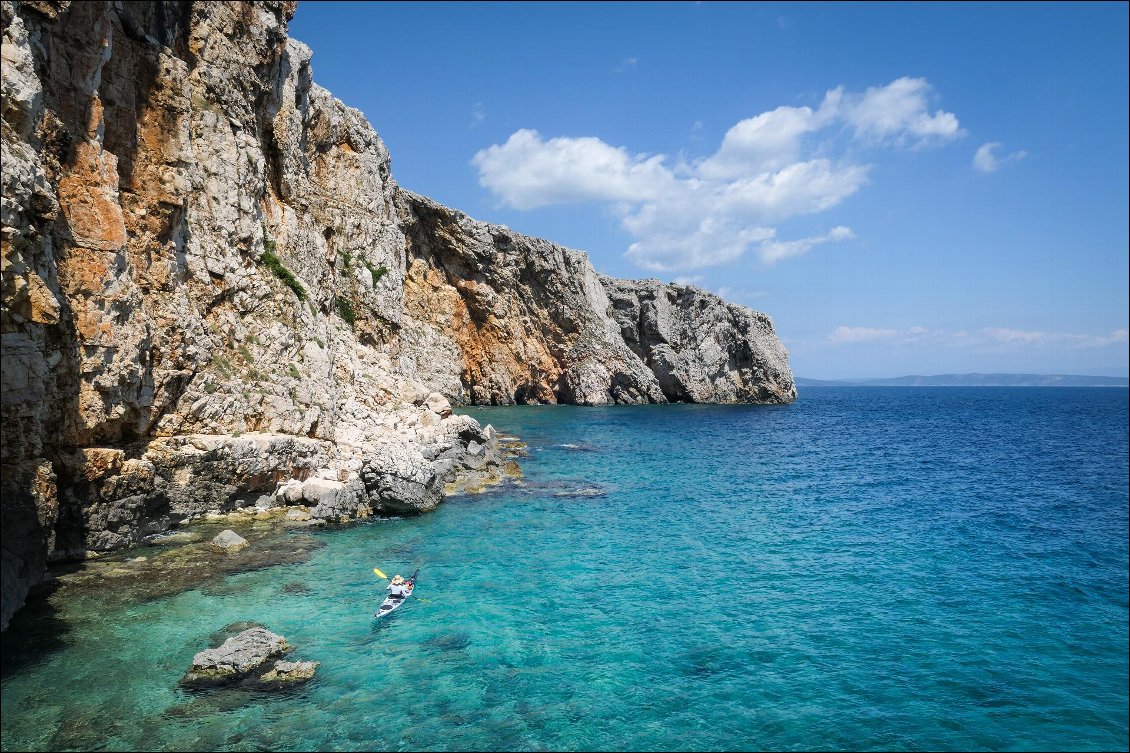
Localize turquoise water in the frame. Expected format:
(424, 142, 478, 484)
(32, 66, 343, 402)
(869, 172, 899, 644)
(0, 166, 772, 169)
(2, 388, 1127, 751)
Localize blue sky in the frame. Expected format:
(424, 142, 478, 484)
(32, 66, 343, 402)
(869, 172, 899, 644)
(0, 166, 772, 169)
(290, 2, 1128, 379)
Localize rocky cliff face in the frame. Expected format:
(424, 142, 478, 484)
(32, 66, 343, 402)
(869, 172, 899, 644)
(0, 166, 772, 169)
(0, 0, 794, 630)
(397, 192, 796, 407)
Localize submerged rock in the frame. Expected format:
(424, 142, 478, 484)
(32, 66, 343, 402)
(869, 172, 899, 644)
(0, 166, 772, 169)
(209, 621, 269, 646)
(145, 531, 201, 546)
(553, 486, 607, 498)
(280, 581, 311, 595)
(555, 443, 599, 453)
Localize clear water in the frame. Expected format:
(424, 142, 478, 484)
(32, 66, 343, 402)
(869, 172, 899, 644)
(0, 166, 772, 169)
(2, 388, 1127, 751)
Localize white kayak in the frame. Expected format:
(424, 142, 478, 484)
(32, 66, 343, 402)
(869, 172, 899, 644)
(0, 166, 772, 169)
(374, 571, 417, 618)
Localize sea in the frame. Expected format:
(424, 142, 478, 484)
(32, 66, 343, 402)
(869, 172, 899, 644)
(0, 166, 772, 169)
(1, 387, 1127, 751)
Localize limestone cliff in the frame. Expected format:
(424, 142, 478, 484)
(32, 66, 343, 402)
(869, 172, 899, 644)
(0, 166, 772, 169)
(0, 0, 794, 631)
(0, 0, 500, 631)
(398, 192, 795, 406)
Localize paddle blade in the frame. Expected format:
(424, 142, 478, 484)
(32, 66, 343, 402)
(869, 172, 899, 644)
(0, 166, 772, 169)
(373, 567, 388, 580)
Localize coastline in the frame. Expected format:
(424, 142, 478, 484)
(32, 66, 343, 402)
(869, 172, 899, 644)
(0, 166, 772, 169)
(4, 391, 1126, 752)
(0, 0, 794, 632)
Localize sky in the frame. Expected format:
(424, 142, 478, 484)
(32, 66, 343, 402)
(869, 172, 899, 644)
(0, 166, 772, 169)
(289, 1, 1129, 379)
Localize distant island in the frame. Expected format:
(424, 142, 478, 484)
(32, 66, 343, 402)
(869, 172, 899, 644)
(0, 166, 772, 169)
(796, 374, 1129, 387)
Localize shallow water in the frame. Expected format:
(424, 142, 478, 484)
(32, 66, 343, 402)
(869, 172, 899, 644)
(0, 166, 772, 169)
(2, 388, 1127, 751)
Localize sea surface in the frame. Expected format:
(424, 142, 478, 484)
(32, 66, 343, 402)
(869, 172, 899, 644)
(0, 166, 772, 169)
(2, 388, 1127, 751)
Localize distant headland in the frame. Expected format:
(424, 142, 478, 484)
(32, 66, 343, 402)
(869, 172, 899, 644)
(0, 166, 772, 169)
(796, 374, 1129, 387)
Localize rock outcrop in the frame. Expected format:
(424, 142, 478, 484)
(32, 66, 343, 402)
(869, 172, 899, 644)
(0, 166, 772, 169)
(0, 0, 794, 631)
(181, 626, 317, 689)
(601, 277, 795, 404)
(398, 192, 795, 406)
(209, 529, 247, 552)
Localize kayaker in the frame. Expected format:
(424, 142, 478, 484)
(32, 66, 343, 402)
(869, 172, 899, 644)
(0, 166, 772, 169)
(388, 575, 408, 598)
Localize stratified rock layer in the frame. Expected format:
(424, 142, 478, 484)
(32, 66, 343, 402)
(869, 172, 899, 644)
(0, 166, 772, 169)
(0, 0, 794, 631)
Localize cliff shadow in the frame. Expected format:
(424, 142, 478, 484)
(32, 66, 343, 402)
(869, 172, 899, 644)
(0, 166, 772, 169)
(0, 578, 72, 680)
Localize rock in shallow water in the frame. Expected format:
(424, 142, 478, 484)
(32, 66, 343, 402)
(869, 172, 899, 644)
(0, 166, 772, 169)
(254, 660, 320, 689)
(181, 627, 318, 690)
(182, 628, 289, 687)
(552, 486, 607, 498)
(210, 529, 248, 552)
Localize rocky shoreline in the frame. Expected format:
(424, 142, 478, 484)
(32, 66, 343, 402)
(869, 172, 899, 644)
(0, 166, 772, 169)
(1, 0, 795, 632)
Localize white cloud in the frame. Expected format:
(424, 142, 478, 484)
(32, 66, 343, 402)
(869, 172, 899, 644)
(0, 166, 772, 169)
(826, 325, 932, 344)
(472, 77, 963, 271)
(616, 57, 638, 73)
(699, 105, 827, 177)
(982, 327, 1051, 344)
(471, 129, 672, 210)
(823, 326, 1127, 350)
(716, 160, 871, 222)
(757, 226, 854, 264)
(624, 217, 775, 271)
(828, 77, 964, 148)
(1100, 328, 1130, 346)
(469, 102, 486, 128)
(716, 286, 767, 302)
(982, 327, 1128, 348)
(828, 326, 899, 343)
(973, 142, 1027, 172)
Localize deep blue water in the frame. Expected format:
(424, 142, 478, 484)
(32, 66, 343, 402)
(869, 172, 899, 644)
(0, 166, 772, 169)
(2, 387, 1127, 751)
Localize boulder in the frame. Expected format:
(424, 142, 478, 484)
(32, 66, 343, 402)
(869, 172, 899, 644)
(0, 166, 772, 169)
(254, 660, 320, 689)
(277, 479, 305, 504)
(210, 529, 248, 552)
(302, 477, 344, 504)
(424, 392, 452, 417)
(181, 627, 290, 687)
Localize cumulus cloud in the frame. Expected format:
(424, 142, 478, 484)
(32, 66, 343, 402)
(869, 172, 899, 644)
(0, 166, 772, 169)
(699, 105, 827, 177)
(973, 142, 1027, 172)
(624, 216, 776, 271)
(472, 77, 963, 271)
(828, 77, 964, 147)
(471, 129, 672, 210)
